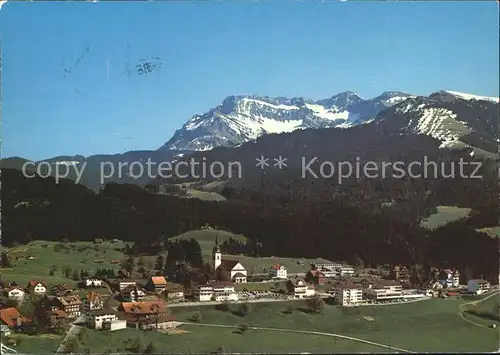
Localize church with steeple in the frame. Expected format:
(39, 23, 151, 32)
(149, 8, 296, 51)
(212, 234, 247, 283)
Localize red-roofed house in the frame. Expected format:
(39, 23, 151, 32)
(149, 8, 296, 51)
(0, 307, 31, 330)
(305, 270, 327, 285)
(26, 280, 47, 295)
(213, 237, 247, 283)
(144, 276, 167, 293)
(269, 264, 287, 279)
(117, 300, 176, 330)
(84, 291, 104, 312)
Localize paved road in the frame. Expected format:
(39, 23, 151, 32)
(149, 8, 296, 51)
(1, 342, 18, 354)
(169, 297, 294, 308)
(180, 322, 413, 353)
(55, 315, 85, 353)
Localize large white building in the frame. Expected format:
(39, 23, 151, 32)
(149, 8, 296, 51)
(311, 264, 355, 278)
(213, 237, 247, 283)
(467, 279, 491, 295)
(86, 309, 118, 329)
(194, 281, 238, 302)
(270, 264, 288, 279)
(335, 283, 363, 306)
(363, 280, 403, 301)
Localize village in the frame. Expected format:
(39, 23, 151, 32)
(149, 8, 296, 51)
(0, 236, 497, 353)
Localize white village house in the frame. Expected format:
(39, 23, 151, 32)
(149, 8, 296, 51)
(270, 264, 287, 279)
(5, 286, 25, 300)
(86, 309, 118, 329)
(286, 278, 315, 299)
(26, 280, 47, 295)
(194, 281, 238, 302)
(213, 237, 247, 283)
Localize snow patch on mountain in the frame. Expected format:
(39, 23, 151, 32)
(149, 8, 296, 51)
(444, 90, 499, 103)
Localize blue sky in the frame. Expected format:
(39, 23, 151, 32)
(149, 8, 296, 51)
(1, 1, 498, 161)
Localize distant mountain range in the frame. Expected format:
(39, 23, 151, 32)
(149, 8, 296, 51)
(1, 89, 498, 189)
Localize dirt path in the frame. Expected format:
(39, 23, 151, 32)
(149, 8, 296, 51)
(180, 322, 414, 353)
(458, 290, 499, 329)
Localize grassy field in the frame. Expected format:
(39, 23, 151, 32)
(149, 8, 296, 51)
(6, 333, 63, 354)
(0, 240, 126, 287)
(74, 325, 397, 354)
(169, 228, 333, 273)
(462, 293, 500, 327)
(476, 226, 500, 239)
(185, 188, 227, 201)
(419, 206, 472, 230)
(168, 298, 498, 353)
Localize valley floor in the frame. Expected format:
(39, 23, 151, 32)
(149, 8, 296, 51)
(68, 296, 499, 354)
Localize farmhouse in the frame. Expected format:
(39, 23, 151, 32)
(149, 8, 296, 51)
(4, 286, 25, 300)
(83, 291, 104, 311)
(26, 280, 47, 295)
(305, 270, 327, 285)
(467, 279, 491, 295)
(85, 277, 103, 287)
(144, 276, 167, 293)
(269, 264, 287, 279)
(54, 295, 82, 318)
(213, 237, 247, 283)
(118, 280, 137, 291)
(50, 284, 73, 297)
(117, 300, 176, 330)
(163, 286, 185, 300)
(286, 278, 315, 299)
(0, 307, 31, 331)
(334, 282, 363, 306)
(120, 285, 147, 302)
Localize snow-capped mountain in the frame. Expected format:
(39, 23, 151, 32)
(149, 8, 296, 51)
(374, 90, 499, 156)
(160, 91, 414, 151)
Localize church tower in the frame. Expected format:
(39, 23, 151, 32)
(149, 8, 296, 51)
(213, 234, 222, 270)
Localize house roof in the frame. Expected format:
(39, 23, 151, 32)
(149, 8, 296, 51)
(27, 280, 46, 288)
(0, 307, 31, 327)
(120, 285, 142, 295)
(288, 278, 307, 287)
(232, 272, 246, 278)
(87, 308, 116, 317)
(57, 295, 82, 306)
(217, 259, 240, 271)
(119, 301, 166, 314)
(86, 291, 101, 302)
(150, 276, 167, 286)
(308, 270, 325, 277)
(6, 286, 24, 293)
(46, 310, 66, 319)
